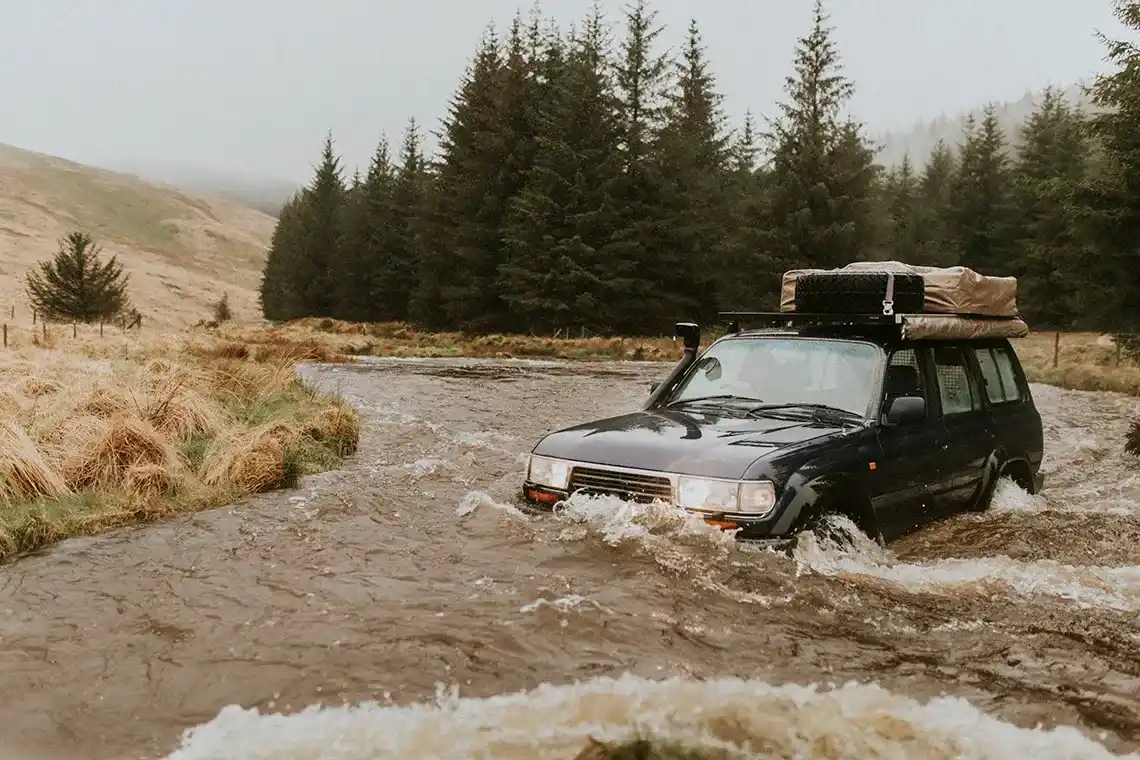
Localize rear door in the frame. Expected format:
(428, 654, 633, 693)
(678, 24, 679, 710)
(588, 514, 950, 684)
(869, 344, 950, 539)
(928, 342, 994, 515)
(971, 340, 1043, 487)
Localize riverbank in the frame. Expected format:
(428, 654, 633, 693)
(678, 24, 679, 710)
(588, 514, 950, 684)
(0, 332, 359, 562)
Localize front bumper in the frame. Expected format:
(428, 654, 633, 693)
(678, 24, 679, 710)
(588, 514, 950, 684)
(521, 481, 782, 538)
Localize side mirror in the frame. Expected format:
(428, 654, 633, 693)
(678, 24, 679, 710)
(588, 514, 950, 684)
(674, 322, 700, 351)
(885, 396, 926, 426)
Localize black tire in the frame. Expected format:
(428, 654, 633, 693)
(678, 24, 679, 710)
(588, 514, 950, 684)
(794, 271, 925, 314)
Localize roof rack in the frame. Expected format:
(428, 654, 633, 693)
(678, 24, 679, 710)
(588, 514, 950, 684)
(721, 311, 901, 330)
(718, 311, 1029, 341)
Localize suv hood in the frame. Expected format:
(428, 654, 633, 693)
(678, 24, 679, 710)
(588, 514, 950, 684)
(532, 406, 859, 480)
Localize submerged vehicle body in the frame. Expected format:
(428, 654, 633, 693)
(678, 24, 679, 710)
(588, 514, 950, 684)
(522, 314, 1045, 545)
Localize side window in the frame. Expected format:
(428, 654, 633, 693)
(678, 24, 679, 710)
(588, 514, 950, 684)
(884, 348, 926, 402)
(932, 345, 981, 415)
(973, 347, 1005, 404)
(993, 346, 1025, 403)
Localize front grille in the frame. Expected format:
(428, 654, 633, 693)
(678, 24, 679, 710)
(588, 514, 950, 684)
(568, 467, 674, 503)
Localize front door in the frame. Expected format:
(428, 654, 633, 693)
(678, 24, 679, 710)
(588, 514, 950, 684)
(869, 346, 950, 539)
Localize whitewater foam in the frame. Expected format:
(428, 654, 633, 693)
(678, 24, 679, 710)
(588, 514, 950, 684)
(163, 673, 1137, 760)
(794, 515, 1140, 612)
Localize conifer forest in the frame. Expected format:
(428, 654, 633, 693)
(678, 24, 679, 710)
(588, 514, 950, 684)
(259, 0, 1140, 338)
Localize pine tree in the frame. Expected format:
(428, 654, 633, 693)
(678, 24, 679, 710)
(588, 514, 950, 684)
(1070, 0, 1140, 330)
(913, 140, 957, 266)
(731, 110, 759, 175)
(761, 0, 878, 275)
(829, 119, 882, 257)
(1011, 88, 1091, 327)
(653, 19, 733, 324)
(613, 0, 670, 175)
(420, 29, 515, 333)
(378, 118, 428, 321)
(604, 0, 694, 335)
(337, 137, 397, 323)
(260, 190, 307, 321)
(881, 154, 920, 261)
(212, 291, 232, 323)
(25, 231, 132, 323)
(295, 133, 348, 318)
(948, 106, 1017, 275)
(498, 7, 621, 333)
(719, 112, 779, 309)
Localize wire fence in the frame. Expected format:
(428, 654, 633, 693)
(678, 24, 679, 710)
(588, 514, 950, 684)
(1, 302, 143, 348)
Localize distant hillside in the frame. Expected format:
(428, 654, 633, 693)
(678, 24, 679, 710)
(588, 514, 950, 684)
(874, 81, 1095, 167)
(0, 144, 276, 330)
(103, 160, 299, 217)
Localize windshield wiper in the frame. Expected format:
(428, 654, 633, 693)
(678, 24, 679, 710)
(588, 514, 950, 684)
(667, 394, 762, 407)
(746, 402, 861, 420)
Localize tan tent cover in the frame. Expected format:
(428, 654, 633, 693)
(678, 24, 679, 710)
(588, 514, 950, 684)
(780, 261, 1019, 317)
(900, 315, 1029, 340)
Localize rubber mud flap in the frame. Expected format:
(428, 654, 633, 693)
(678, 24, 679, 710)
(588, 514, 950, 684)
(794, 271, 926, 314)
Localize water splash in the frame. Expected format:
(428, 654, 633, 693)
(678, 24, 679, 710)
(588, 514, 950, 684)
(551, 492, 738, 547)
(162, 673, 1137, 760)
(793, 515, 1140, 612)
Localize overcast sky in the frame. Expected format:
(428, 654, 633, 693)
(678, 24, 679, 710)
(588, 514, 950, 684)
(0, 0, 1127, 185)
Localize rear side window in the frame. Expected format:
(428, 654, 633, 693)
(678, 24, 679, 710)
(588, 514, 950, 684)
(973, 346, 1024, 404)
(932, 345, 981, 415)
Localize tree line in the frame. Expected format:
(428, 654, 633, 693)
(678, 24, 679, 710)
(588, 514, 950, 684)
(258, 0, 1140, 337)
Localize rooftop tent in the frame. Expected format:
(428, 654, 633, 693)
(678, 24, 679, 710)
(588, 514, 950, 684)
(779, 261, 1020, 318)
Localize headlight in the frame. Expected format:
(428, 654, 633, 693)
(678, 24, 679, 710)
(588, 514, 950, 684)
(677, 476, 776, 516)
(527, 455, 571, 490)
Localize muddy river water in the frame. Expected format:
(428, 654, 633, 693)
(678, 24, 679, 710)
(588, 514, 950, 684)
(2, 357, 1140, 759)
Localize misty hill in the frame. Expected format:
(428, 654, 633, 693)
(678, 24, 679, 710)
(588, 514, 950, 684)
(874, 81, 1094, 167)
(105, 160, 300, 217)
(0, 143, 276, 330)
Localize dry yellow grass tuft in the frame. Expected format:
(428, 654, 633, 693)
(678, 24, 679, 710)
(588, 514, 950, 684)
(59, 413, 180, 492)
(0, 333, 360, 562)
(0, 421, 69, 506)
(203, 421, 302, 493)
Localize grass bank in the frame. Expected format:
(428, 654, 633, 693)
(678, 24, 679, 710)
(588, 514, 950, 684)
(0, 336, 359, 563)
(1014, 330, 1140, 396)
(201, 318, 1140, 397)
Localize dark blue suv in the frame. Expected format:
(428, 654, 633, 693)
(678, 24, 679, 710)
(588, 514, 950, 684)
(522, 313, 1044, 546)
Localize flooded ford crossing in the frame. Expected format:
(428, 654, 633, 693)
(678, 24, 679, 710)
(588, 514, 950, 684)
(2, 357, 1139, 759)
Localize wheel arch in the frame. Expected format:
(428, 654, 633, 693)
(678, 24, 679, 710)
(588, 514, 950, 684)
(973, 448, 1038, 513)
(770, 468, 881, 543)
(1000, 457, 1037, 494)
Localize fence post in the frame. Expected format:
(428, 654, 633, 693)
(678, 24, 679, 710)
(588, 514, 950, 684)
(1053, 331, 1060, 368)
(42, 321, 47, 340)
(2, 323, 6, 348)
(100, 321, 104, 338)
(73, 323, 77, 339)
(32, 310, 36, 326)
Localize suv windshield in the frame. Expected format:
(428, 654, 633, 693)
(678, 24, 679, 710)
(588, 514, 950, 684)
(667, 336, 881, 417)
